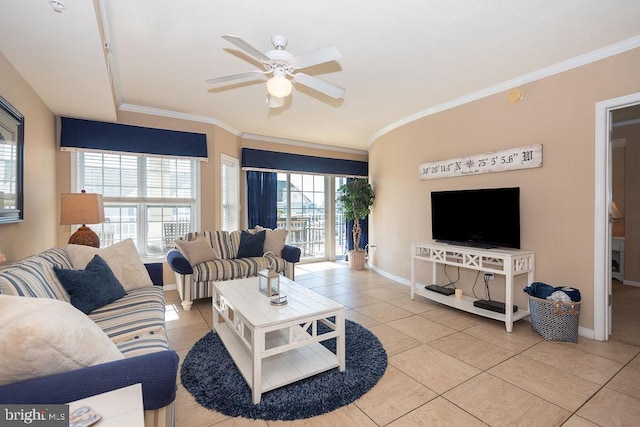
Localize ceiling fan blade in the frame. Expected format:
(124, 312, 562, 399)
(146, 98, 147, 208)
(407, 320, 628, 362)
(222, 35, 270, 62)
(206, 70, 265, 85)
(293, 73, 345, 99)
(293, 45, 342, 69)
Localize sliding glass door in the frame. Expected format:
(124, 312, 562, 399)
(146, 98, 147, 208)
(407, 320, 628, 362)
(277, 173, 347, 261)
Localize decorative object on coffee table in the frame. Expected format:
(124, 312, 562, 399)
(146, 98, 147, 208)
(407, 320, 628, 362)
(259, 253, 287, 304)
(258, 264, 280, 297)
(60, 190, 105, 248)
(337, 178, 375, 269)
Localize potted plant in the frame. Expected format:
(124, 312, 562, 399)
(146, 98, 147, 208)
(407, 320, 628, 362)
(337, 178, 375, 269)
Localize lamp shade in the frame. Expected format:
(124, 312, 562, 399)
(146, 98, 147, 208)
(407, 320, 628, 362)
(60, 192, 105, 225)
(266, 75, 293, 98)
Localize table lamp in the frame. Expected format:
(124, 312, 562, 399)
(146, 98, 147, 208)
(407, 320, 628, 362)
(60, 190, 105, 247)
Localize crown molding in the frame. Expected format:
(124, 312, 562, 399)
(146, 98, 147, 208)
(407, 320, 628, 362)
(118, 103, 241, 136)
(369, 35, 640, 148)
(241, 133, 368, 156)
(117, 104, 367, 155)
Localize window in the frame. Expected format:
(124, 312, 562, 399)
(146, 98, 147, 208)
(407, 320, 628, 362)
(75, 152, 198, 256)
(0, 141, 17, 207)
(220, 154, 239, 231)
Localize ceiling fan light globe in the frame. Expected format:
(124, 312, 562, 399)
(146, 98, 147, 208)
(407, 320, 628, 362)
(267, 75, 292, 98)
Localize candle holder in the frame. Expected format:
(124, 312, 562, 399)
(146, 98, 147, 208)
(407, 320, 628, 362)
(259, 254, 287, 305)
(258, 267, 280, 297)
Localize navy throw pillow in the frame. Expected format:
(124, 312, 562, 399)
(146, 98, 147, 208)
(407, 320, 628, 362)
(54, 254, 127, 314)
(236, 230, 266, 258)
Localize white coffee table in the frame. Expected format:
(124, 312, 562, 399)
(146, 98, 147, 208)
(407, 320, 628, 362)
(212, 276, 346, 404)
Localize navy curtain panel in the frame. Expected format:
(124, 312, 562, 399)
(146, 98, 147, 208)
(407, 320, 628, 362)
(242, 148, 368, 177)
(60, 117, 208, 159)
(247, 171, 278, 229)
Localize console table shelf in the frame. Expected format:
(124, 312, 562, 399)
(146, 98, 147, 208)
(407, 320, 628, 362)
(410, 242, 535, 332)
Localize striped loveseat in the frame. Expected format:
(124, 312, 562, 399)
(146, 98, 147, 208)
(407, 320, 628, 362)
(0, 247, 178, 427)
(167, 229, 301, 310)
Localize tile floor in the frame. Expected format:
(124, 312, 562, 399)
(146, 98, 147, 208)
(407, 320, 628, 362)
(164, 263, 640, 426)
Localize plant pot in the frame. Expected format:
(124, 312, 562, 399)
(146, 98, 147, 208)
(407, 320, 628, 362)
(348, 250, 366, 270)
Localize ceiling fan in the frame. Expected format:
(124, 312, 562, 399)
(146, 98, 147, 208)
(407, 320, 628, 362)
(206, 35, 345, 106)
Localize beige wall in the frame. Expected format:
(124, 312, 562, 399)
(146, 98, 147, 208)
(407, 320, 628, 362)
(369, 48, 640, 331)
(0, 51, 57, 262)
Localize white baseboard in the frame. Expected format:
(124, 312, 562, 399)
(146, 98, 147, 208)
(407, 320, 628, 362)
(578, 326, 596, 340)
(368, 263, 410, 287)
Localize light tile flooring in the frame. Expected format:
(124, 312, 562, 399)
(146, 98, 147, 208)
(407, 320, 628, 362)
(164, 263, 640, 426)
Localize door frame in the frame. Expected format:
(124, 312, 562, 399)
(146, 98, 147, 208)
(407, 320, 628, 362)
(593, 91, 640, 341)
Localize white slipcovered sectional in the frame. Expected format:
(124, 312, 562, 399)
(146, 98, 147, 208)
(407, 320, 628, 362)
(0, 240, 178, 427)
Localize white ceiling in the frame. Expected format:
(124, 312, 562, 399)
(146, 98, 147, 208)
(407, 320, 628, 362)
(1, 0, 640, 152)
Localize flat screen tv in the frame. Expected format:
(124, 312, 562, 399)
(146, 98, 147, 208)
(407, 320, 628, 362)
(431, 187, 520, 249)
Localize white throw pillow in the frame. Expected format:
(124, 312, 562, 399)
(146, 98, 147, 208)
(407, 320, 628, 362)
(0, 295, 124, 386)
(255, 226, 288, 257)
(66, 239, 153, 291)
(174, 235, 219, 265)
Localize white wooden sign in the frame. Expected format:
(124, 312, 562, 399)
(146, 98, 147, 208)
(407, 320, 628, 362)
(418, 144, 542, 180)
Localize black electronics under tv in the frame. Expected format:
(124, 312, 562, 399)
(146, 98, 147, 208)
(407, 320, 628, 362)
(431, 187, 520, 249)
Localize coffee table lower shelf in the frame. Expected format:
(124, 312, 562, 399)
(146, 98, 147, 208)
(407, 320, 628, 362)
(215, 322, 341, 396)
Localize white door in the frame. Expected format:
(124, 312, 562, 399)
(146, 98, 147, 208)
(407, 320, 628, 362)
(594, 92, 640, 341)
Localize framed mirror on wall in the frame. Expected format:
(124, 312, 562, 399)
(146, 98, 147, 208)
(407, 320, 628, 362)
(0, 96, 24, 223)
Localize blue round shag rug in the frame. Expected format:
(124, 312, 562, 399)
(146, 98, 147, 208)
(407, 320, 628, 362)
(180, 319, 387, 420)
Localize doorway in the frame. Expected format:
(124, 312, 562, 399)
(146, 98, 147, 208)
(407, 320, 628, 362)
(594, 92, 640, 342)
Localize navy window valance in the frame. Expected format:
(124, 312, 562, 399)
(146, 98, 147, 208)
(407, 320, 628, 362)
(241, 148, 368, 177)
(60, 117, 208, 160)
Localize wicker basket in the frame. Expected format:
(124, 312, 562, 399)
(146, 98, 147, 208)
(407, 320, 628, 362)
(528, 295, 580, 343)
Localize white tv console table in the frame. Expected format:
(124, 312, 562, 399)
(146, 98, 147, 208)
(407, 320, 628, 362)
(410, 242, 535, 332)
